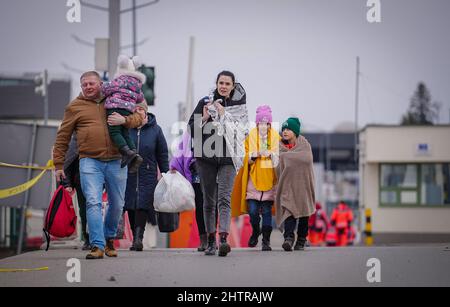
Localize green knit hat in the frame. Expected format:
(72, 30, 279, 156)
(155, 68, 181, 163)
(282, 117, 301, 137)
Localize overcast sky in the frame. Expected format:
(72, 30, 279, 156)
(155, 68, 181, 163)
(1, 0, 449, 134)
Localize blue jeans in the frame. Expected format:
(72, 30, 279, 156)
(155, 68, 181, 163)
(79, 158, 127, 250)
(248, 200, 273, 227)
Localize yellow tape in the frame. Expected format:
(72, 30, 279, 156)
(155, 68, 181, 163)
(0, 160, 54, 199)
(0, 161, 53, 170)
(0, 267, 49, 273)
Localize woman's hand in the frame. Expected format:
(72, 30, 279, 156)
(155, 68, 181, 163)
(107, 112, 126, 126)
(214, 100, 225, 116)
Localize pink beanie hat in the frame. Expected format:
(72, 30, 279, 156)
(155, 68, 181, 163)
(256, 105, 272, 124)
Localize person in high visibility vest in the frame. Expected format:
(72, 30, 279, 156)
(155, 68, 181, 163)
(330, 201, 353, 247)
(308, 203, 329, 246)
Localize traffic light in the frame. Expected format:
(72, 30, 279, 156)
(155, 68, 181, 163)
(34, 70, 48, 97)
(138, 65, 155, 106)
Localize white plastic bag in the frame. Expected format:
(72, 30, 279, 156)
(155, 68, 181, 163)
(153, 171, 195, 213)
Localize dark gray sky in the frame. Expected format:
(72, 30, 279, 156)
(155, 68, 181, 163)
(1, 0, 449, 132)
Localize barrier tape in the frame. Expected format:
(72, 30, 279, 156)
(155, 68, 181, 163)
(0, 160, 54, 200)
(0, 267, 49, 273)
(0, 162, 51, 171)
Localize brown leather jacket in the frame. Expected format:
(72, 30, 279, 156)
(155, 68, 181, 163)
(53, 94, 143, 170)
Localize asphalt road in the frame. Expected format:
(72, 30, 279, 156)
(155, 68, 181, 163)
(0, 244, 449, 287)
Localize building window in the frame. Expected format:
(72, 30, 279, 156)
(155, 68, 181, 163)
(380, 163, 450, 207)
(380, 191, 397, 203)
(380, 164, 418, 205)
(421, 164, 450, 205)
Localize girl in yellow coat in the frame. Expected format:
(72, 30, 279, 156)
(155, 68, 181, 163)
(231, 105, 280, 251)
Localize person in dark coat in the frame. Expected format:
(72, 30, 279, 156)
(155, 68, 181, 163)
(124, 101, 169, 251)
(188, 70, 249, 257)
(62, 134, 90, 250)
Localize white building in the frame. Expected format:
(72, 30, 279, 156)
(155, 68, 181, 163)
(359, 125, 450, 243)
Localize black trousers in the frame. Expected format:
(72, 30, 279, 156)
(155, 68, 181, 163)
(126, 209, 149, 234)
(193, 183, 206, 235)
(284, 216, 309, 240)
(75, 182, 88, 240)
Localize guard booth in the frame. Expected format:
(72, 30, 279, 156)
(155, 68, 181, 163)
(359, 125, 450, 244)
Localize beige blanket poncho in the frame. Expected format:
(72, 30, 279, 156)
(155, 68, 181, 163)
(275, 136, 316, 227)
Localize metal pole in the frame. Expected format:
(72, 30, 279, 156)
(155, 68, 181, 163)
(354, 56, 360, 164)
(185, 36, 195, 121)
(44, 69, 49, 126)
(132, 0, 137, 56)
(108, 0, 121, 79)
(326, 133, 331, 172)
(16, 122, 38, 254)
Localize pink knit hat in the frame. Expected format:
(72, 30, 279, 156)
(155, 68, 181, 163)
(256, 105, 272, 124)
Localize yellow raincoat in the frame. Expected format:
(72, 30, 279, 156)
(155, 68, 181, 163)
(231, 127, 280, 217)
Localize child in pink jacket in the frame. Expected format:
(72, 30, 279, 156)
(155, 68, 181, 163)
(246, 105, 279, 251)
(102, 55, 146, 173)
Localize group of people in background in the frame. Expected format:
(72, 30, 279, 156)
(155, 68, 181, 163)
(53, 54, 350, 260)
(309, 201, 355, 247)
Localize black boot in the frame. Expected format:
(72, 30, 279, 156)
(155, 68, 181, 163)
(282, 236, 295, 252)
(248, 224, 260, 248)
(119, 146, 142, 173)
(204, 233, 217, 256)
(134, 227, 144, 252)
(197, 234, 208, 252)
(130, 228, 136, 251)
(261, 226, 272, 251)
(218, 232, 231, 257)
(128, 154, 143, 174)
(119, 146, 137, 168)
(294, 237, 307, 251)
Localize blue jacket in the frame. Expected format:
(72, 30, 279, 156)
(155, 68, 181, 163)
(124, 113, 169, 225)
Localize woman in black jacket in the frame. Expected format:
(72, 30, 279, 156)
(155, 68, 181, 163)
(188, 71, 249, 257)
(124, 102, 169, 251)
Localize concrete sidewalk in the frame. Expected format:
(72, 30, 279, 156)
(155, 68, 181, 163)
(0, 245, 449, 287)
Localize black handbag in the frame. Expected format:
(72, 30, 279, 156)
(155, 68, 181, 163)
(157, 212, 180, 233)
